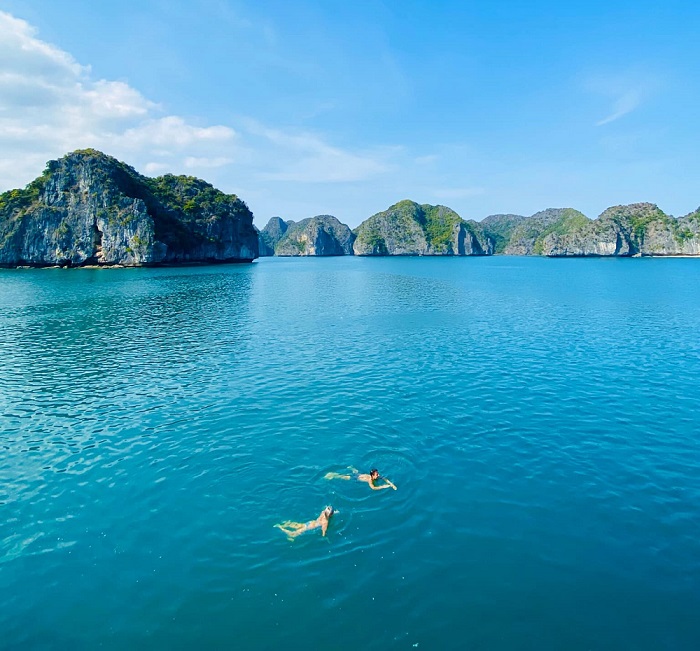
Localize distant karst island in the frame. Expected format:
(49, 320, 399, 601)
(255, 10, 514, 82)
(1, 149, 699, 267)
(262, 203, 700, 259)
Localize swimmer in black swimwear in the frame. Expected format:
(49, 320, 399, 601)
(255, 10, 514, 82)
(275, 506, 335, 539)
(325, 467, 397, 491)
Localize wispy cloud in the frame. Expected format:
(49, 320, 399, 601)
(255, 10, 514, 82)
(243, 119, 391, 183)
(414, 154, 439, 165)
(585, 71, 659, 127)
(184, 156, 234, 169)
(432, 187, 485, 200)
(596, 89, 643, 126)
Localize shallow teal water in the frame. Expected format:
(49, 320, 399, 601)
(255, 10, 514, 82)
(1, 256, 699, 650)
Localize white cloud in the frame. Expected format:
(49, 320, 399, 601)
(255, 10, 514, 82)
(0, 10, 238, 190)
(84, 80, 156, 118)
(0, 12, 85, 80)
(0, 9, 392, 201)
(184, 156, 234, 169)
(143, 162, 171, 175)
(118, 117, 235, 151)
(0, 8, 406, 231)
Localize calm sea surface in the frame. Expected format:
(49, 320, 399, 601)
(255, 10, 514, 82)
(1, 256, 699, 650)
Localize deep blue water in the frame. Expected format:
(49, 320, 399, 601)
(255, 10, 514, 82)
(1, 256, 699, 650)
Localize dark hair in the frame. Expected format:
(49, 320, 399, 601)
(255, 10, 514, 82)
(370, 468, 379, 476)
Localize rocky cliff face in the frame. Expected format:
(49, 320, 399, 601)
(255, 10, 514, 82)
(542, 203, 700, 257)
(0, 149, 258, 267)
(353, 200, 493, 256)
(275, 215, 355, 256)
(258, 216, 293, 256)
(480, 213, 526, 254)
(502, 208, 590, 255)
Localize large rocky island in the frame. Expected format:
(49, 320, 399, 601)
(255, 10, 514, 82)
(0, 149, 258, 267)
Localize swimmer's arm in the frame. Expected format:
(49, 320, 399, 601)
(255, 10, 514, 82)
(321, 519, 329, 536)
(369, 481, 392, 491)
(382, 477, 397, 490)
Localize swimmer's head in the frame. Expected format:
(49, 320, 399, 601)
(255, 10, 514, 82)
(323, 506, 335, 517)
(370, 469, 379, 479)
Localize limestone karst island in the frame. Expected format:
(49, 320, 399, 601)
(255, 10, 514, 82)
(1, 150, 699, 267)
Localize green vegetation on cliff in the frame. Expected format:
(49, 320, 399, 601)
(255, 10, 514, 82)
(674, 208, 700, 243)
(353, 200, 491, 255)
(531, 208, 589, 254)
(275, 215, 355, 256)
(0, 164, 53, 219)
(147, 174, 238, 219)
(540, 203, 700, 256)
(422, 205, 463, 252)
(601, 203, 669, 242)
(480, 214, 525, 254)
(361, 225, 389, 255)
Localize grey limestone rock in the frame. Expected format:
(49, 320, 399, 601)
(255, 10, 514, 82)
(503, 208, 589, 255)
(0, 149, 258, 267)
(542, 203, 700, 257)
(275, 215, 355, 256)
(258, 216, 293, 256)
(353, 200, 493, 256)
(479, 213, 526, 254)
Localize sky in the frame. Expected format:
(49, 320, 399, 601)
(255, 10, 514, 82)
(1, 0, 699, 228)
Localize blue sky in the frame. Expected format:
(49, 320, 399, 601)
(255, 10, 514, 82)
(1, 0, 699, 227)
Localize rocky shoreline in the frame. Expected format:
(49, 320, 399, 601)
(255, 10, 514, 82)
(259, 201, 700, 259)
(2, 149, 699, 267)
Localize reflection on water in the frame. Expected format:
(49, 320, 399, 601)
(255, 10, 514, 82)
(1, 257, 699, 650)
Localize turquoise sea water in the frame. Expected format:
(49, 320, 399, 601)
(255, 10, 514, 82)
(1, 256, 699, 650)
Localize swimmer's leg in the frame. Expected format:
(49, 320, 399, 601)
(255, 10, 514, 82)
(275, 521, 306, 536)
(324, 472, 352, 480)
(275, 526, 298, 541)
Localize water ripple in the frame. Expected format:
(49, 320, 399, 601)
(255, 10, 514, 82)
(1, 259, 699, 649)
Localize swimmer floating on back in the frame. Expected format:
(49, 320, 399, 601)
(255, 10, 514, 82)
(325, 467, 397, 491)
(275, 506, 335, 540)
